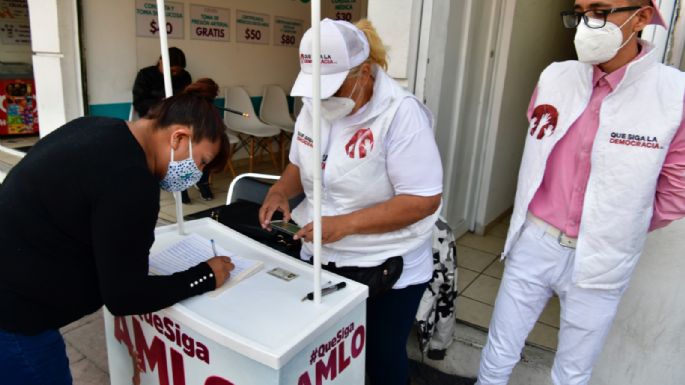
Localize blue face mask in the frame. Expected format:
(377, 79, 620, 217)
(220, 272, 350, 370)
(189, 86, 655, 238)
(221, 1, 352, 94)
(159, 139, 203, 192)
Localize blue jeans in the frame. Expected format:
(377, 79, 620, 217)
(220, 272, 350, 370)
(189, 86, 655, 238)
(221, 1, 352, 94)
(366, 282, 428, 385)
(0, 328, 72, 385)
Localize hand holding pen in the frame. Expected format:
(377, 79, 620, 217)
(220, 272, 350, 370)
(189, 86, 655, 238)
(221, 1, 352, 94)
(206, 239, 235, 289)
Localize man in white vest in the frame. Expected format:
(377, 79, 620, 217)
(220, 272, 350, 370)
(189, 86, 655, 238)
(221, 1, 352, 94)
(477, 1, 685, 384)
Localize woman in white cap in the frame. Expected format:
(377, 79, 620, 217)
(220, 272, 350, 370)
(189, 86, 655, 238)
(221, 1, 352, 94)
(259, 18, 443, 385)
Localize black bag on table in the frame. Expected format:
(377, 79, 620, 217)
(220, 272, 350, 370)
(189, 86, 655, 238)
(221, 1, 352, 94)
(199, 200, 403, 298)
(200, 200, 302, 258)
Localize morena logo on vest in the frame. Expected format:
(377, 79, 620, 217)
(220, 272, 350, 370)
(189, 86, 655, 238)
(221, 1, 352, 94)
(345, 128, 374, 159)
(529, 104, 559, 140)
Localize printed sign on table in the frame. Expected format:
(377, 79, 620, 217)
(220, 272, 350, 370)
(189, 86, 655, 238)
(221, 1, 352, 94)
(0, 0, 30, 20)
(273, 16, 303, 48)
(236, 10, 270, 45)
(105, 305, 366, 385)
(324, 0, 362, 22)
(135, 0, 184, 39)
(190, 4, 230, 42)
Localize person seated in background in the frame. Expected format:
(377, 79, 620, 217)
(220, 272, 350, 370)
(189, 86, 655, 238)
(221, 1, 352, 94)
(132, 46, 213, 203)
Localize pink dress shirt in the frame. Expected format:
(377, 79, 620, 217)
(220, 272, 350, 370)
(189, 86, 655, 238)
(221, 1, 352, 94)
(528, 49, 685, 237)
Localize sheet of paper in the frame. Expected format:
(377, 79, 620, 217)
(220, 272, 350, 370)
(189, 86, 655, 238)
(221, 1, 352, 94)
(149, 233, 262, 292)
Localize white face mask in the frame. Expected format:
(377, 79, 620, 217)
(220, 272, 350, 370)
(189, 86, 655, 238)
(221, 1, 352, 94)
(320, 97, 356, 121)
(319, 75, 366, 121)
(574, 10, 640, 65)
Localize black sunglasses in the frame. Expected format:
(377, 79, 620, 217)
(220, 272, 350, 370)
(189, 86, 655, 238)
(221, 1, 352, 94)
(561, 6, 642, 29)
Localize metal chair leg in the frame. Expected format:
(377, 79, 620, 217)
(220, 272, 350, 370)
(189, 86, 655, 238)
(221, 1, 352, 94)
(226, 142, 237, 177)
(249, 137, 255, 173)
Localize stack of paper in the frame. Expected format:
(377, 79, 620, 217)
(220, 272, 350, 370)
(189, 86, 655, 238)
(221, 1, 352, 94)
(150, 233, 263, 296)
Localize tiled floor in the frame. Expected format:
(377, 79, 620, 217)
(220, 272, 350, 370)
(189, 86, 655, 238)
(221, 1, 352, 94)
(455, 217, 560, 351)
(61, 310, 110, 385)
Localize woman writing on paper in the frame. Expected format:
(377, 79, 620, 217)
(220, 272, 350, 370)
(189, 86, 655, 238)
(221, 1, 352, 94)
(259, 19, 443, 385)
(0, 79, 234, 385)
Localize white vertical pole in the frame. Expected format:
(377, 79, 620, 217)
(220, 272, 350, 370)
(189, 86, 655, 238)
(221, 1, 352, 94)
(156, 0, 185, 235)
(311, 0, 323, 304)
(157, 0, 173, 97)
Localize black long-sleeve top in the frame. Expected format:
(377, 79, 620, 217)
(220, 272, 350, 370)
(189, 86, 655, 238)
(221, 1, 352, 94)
(132, 65, 192, 117)
(0, 117, 214, 335)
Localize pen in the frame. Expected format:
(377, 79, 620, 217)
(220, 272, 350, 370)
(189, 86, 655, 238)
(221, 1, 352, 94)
(301, 282, 347, 302)
(217, 106, 250, 117)
(211, 239, 217, 257)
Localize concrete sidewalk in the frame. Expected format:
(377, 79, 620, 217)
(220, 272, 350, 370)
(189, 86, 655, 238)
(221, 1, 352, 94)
(61, 309, 110, 385)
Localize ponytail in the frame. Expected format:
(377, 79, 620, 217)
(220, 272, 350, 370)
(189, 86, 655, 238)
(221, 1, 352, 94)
(181, 77, 219, 100)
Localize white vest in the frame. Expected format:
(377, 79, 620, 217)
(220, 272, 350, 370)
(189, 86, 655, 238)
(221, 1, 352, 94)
(504, 42, 685, 289)
(291, 67, 439, 267)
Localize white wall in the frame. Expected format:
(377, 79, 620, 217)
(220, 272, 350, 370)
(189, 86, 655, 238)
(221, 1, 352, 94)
(367, 0, 413, 83)
(81, 0, 312, 106)
(420, 0, 514, 236)
(81, 0, 138, 107)
(590, 219, 685, 384)
(475, 0, 575, 231)
(434, 0, 503, 236)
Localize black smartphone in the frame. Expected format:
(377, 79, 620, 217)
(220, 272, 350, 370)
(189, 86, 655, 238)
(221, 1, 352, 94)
(270, 220, 301, 236)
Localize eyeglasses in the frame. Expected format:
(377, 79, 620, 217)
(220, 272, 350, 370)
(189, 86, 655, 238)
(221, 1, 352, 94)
(561, 6, 642, 29)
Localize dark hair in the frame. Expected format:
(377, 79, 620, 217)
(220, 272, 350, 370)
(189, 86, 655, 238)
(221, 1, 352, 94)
(163, 47, 186, 68)
(146, 79, 228, 173)
(183, 78, 219, 99)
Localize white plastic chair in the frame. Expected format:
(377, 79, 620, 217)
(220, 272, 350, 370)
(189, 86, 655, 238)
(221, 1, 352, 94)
(224, 86, 281, 173)
(226, 172, 305, 208)
(226, 173, 280, 205)
(260, 85, 295, 169)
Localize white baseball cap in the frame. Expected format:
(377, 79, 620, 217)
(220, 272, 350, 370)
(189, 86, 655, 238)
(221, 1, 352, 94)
(291, 18, 370, 99)
(648, 0, 667, 28)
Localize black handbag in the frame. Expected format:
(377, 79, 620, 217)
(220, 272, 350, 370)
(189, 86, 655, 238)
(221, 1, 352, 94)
(196, 200, 403, 297)
(323, 256, 403, 298)
(205, 200, 303, 258)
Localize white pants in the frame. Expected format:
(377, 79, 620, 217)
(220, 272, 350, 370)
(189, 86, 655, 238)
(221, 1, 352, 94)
(476, 220, 626, 385)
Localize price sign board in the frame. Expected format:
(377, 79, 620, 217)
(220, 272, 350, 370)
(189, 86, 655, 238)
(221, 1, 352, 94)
(0, 0, 30, 21)
(0, 0, 29, 45)
(190, 4, 229, 42)
(135, 0, 184, 39)
(0, 21, 29, 45)
(324, 0, 361, 22)
(273, 16, 303, 48)
(235, 10, 270, 45)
